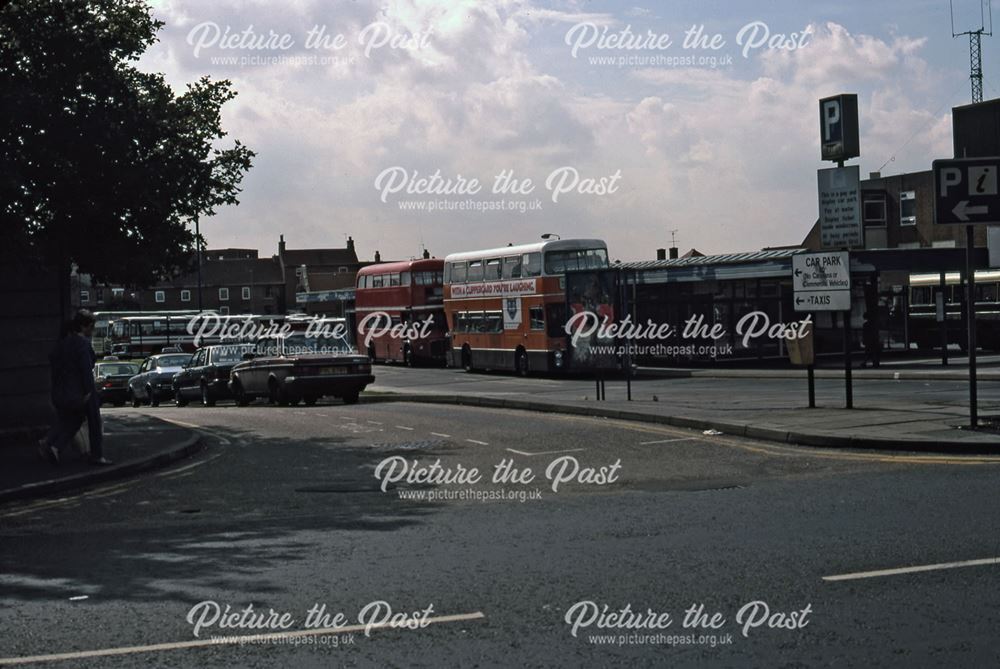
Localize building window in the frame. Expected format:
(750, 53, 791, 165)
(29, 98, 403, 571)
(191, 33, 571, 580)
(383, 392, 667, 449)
(264, 285, 273, 298)
(242, 286, 251, 300)
(338, 266, 348, 273)
(96, 288, 103, 303)
(863, 193, 887, 227)
(155, 290, 165, 303)
(219, 306, 230, 315)
(219, 287, 229, 301)
(80, 290, 90, 303)
(181, 290, 191, 302)
(112, 288, 124, 299)
(900, 191, 916, 226)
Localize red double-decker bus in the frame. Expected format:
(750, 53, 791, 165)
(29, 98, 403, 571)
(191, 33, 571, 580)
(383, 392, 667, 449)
(354, 258, 448, 365)
(443, 239, 609, 374)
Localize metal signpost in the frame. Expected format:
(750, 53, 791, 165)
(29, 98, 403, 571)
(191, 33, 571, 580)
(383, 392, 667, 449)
(932, 157, 1000, 428)
(817, 93, 861, 409)
(793, 251, 853, 408)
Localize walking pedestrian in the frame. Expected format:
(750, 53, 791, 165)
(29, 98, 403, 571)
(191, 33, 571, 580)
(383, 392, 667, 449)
(38, 309, 111, 466)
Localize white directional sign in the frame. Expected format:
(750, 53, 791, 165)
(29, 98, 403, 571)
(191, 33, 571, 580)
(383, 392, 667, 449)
(933, 158, 1000, 225)
(817, 166, 862, 249)
(793, 251, 851, 312)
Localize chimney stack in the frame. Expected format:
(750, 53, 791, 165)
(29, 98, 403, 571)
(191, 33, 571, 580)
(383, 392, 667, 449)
(656, 248, 666, 261)
(669, 247, 679, 259)
(278, 234, 286, 256)
(374, 250, 381, 263)
(346, 236, 355, 253)
(422, 248, 430, 259)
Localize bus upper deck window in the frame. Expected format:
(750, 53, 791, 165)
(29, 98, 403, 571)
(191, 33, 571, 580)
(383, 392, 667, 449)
(400, 271, 411, 285)
(452, 262, 467, 282)
(486, 258, 501, 281)
(523, 253, 541, 277)
(468, 261, 484, 282)
(503, 256, 521, 279)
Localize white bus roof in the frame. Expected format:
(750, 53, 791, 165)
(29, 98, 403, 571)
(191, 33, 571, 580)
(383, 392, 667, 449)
(443, 239, 606, 264)
(910, 271, 1000, 286)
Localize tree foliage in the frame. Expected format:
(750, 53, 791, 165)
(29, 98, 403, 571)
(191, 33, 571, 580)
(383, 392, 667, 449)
(0, 0, 254, 284)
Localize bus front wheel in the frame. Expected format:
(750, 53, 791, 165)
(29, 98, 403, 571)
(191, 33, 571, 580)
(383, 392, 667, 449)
(514, 348, 529, 377)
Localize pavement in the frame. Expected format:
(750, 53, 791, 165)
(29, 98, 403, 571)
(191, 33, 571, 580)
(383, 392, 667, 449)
(366, 365, 1000, 453)
(0, 412, 202, 504)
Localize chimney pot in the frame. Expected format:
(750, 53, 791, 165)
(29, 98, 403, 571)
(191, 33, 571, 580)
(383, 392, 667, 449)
(656, 248, 666, 261)
(669, 247, 679, 259)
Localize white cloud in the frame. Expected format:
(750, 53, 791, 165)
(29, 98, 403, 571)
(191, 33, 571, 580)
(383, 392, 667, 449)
(139, 5, 953, 261)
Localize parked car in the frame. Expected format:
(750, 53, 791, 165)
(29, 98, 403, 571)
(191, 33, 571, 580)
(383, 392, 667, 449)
(93, 361, 140, 407)
(229, 331, 374, 406)
(127, 353, 192, 407)
(173, 344, 255, 407)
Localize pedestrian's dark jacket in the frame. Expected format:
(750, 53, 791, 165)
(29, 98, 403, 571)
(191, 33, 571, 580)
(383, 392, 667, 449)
(49, 333, 96, 412)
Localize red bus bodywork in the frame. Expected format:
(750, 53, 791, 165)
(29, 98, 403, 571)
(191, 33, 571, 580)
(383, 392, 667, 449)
(355, 259, 448, 364)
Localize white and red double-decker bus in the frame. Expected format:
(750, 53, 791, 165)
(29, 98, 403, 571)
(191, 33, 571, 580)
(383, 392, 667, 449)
(443, 239, 609, 374)
(354, 258, 448, 365)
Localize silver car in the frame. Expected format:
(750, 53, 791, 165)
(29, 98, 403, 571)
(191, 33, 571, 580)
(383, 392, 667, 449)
(127, 353, 192, 407)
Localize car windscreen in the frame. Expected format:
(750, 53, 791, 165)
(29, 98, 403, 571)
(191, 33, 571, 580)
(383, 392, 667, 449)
(158, 354, 192, 367)
(283, 334, 352, 356)
(212, 346, 251, 363)
(97, 364, 139, 376)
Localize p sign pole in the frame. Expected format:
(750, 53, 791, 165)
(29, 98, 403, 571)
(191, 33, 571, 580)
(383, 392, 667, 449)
(933, 157, 1000, 428)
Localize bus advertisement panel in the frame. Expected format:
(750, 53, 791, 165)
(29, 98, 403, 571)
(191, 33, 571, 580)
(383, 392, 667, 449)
(355, 259, 448, 365)
(443, 239, 609, 374)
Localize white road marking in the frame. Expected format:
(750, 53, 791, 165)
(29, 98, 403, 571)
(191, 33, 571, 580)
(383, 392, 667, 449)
(395, 426, 415, 431)
(823, 557, 1000, 582)
(466, 439, 489, 446)
(315, 413, 329, 417)
(430, 432, 451, 438)
(367, 420, 383, 425)
(639, 438, 697, 445)
(0, 611, 486, 666)
(153, 416, 202, 430)
(506, 448, 585, 457)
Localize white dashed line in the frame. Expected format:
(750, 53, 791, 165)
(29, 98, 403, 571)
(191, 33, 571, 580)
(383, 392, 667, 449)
(395, 426, 414, 431)
(0, 612, 486, 666)
(367, 420, 383, 425)
(639, 438, 697, 445)
(430, 432, 451, 438)
(823, 557, 1000, 582)
(466, 439, 489, 446)
(506, 448, 585, 457)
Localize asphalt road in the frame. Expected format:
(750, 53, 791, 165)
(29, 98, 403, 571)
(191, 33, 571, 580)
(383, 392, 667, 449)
(3, 401, 1000, 667)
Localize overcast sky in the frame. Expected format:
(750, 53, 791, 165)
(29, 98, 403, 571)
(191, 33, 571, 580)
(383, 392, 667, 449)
(140, 0, 993, 262)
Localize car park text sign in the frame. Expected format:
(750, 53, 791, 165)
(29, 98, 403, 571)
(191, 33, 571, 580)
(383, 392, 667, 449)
(933, 158, 1000, 225)
(793, 251, 851, 311)
(817, 166, 862, 249)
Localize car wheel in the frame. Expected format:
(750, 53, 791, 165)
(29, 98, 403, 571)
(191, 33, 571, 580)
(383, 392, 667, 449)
(147, 386, 158, 407)
(174, 388, 188, 407)
(201, 382, 216, 407)
(233, 380, 250, 407)
(303, 395, 318, 406)
(342, 390, 360, 405)
(129, 389, 141, 409)
(269, 379, 289, 407)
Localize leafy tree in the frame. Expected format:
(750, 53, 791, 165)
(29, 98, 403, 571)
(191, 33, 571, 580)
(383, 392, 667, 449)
(0, 0, 254, 285)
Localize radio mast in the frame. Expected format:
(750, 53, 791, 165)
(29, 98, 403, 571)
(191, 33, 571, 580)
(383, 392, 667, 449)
(951, 0, 993, 103)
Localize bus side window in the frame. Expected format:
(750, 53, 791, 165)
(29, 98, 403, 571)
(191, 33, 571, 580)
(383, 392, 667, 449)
(468, 261, 484, 282)
(452, 262, 467, 282)
(486, 258, 501, 280)
(503, 256, 521, 279)
(372, 275, 383, 288)
(523, 253, 541, 277)
(390, 273, 401, 287)
(529, 306, 544, 330)
(400, 271, 411, 285)
(357, 275, 366, 289)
